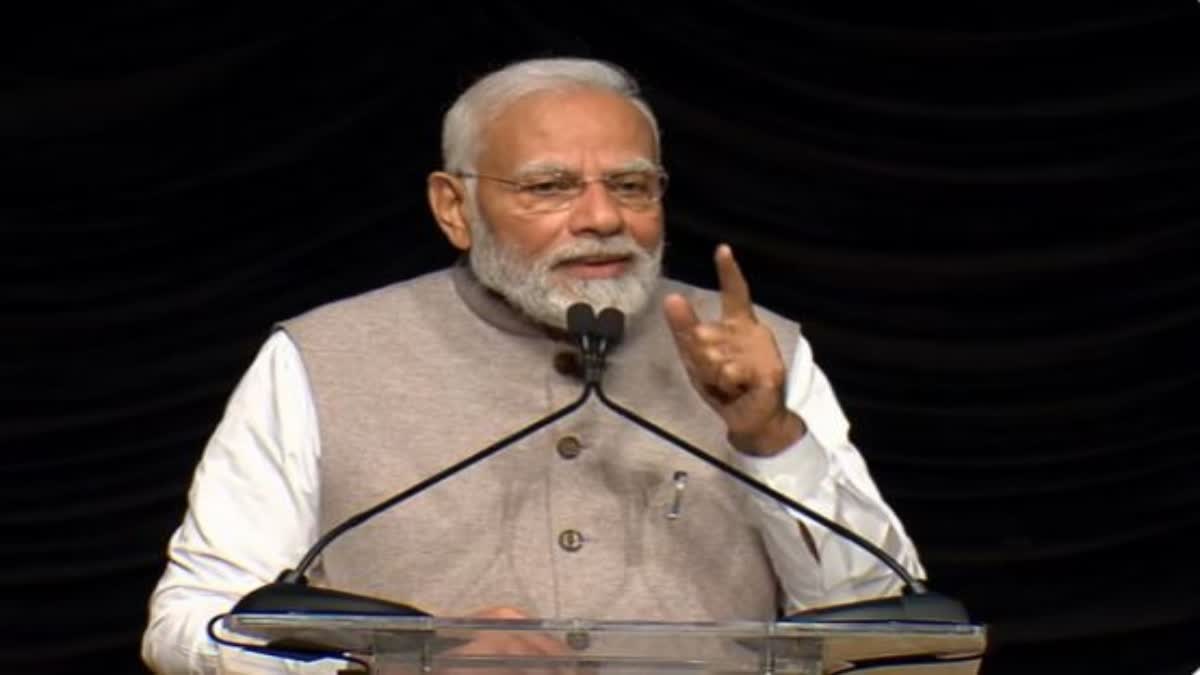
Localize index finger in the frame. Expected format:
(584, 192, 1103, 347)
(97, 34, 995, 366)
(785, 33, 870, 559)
(715, 243, 755, 320)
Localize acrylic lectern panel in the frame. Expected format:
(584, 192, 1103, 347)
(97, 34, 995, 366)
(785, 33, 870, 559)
(220, 614, 986, 674)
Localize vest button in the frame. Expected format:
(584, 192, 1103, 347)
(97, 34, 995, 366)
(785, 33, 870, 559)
(565, 629, 591, 651)
(556, 435, 583, 459)
(558, 529, 584, 552)
(553, 351, 582, 378)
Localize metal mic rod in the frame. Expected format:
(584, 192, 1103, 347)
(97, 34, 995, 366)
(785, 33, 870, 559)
(573, 307, 921, 592)
(281, 303, 607, 585)
(592, 383, 925, 594)
(281, 384, 595, 584)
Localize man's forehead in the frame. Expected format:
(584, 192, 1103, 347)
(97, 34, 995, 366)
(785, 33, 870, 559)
(478, 88, 657, 171)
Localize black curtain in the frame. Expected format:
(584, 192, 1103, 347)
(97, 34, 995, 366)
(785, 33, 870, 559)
(4, 4, 1198, 674)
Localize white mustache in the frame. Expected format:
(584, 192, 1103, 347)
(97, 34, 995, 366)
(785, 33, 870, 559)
(542, 237, 645, 268)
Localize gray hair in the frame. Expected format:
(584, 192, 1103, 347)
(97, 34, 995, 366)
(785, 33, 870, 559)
(441, 57, 661, 174)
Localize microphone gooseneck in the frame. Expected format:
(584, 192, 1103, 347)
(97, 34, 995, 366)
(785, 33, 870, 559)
(575, 302, 967, 624)
(572, 305, 919, 591)
(280, 379, 590, 586)
(592, 382, 926, 593)
(229, 344, 597, 617)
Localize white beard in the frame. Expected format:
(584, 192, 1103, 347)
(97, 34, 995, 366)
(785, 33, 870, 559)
(466, 210, 663, 331)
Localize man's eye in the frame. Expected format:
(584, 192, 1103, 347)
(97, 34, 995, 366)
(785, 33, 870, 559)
(522, 178, 575, 195)
(609, 174, 651, 195)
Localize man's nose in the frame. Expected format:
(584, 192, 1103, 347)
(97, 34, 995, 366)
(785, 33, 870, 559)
(567, 180, 625, 237)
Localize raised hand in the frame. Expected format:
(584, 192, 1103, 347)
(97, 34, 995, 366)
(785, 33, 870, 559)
(663, 244, 805, 456)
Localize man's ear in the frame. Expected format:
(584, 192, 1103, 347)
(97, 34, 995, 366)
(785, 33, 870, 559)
(427, 171, 473, 251)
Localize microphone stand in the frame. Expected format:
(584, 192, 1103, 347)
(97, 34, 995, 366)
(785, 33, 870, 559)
(231, 303, 611, 616)
(231, 384, 596, 616)
(577, 305, 967, 624)
(231, 302, 966, 624)
(593, 384, 925, 591)
(592, 384, 976, 622)
(215, 309, 613, 665)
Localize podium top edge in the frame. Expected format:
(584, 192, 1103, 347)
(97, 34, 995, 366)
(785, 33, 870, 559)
(226, 613, 986, 638)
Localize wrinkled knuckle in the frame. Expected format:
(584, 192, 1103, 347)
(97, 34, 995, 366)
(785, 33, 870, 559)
(703, 346, 725, 365)
(723, 366, 747, 389)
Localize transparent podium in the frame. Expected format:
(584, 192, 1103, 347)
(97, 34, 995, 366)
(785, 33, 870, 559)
(221, 612, 986, 674)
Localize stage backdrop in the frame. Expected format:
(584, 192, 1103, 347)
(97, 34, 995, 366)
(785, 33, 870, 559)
(3, 4, 1198, 674)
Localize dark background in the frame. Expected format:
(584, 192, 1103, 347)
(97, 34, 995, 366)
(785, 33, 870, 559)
(4, 3, 1199, 674)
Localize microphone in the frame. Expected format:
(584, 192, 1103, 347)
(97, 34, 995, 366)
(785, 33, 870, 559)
(567, 302, 623, 384)
(579, 306, 969, 624)
(596, 307, 625, 344)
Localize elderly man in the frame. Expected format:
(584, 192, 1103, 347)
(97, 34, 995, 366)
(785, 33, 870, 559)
(142, 57, 926, 673)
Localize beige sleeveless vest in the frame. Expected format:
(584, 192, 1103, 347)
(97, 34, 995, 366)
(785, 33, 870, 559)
(278, 262, 800, 622)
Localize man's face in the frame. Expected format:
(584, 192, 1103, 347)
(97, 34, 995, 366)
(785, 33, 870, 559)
(464, 88, 665, 329)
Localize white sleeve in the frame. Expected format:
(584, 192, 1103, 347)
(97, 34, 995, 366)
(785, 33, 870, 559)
(732, 333, 927, 615)
(140, 331, 343, 674)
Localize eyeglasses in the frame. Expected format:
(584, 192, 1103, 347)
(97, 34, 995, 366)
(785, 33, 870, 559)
(456, 168, 669, 214)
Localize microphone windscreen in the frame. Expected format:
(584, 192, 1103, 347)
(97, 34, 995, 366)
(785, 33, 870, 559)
(596, 308, 625, 344)
(566, 303, 596, 339)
